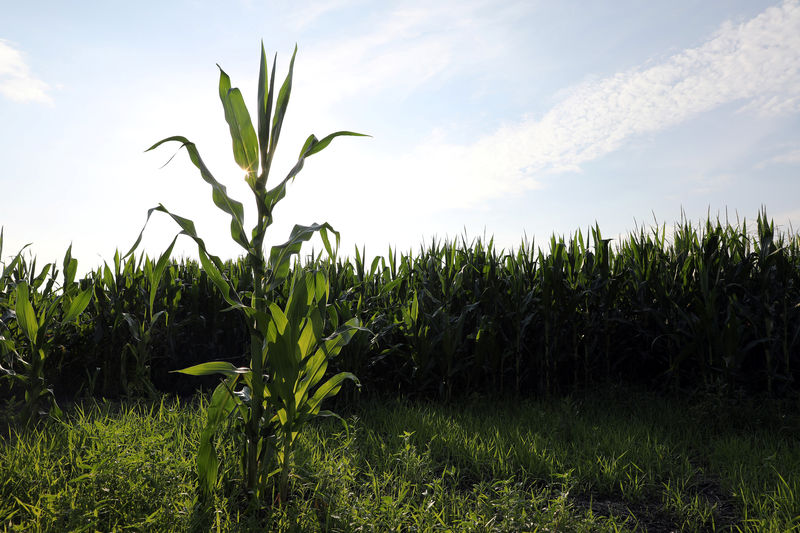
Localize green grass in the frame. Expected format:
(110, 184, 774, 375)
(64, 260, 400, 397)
(1, 388, 798, 532)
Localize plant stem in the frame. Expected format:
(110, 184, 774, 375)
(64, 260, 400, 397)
(280, 425, 291, 502)
(247, 252, 267, 494)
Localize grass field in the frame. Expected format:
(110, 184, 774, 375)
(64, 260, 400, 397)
(2, 386, 798, 532)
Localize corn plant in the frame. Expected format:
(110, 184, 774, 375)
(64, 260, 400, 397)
(118, 243, 177, 398)
(1, 245, 92, 422)
(0, 229, 28, 383)
(128, 43, 366, 502)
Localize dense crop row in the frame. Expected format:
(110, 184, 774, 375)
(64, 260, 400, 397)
(1, 210, 799, 408)
(325, 210, 800, 399)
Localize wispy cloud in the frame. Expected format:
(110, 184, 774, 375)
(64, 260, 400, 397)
(756, 144, 800, 168)
(495, 0, 800, 175)
(296, 0, 531, 108)
(367, 0, 800, 211)
(0, 39, 52, 104)
(285, 0, 363, 30)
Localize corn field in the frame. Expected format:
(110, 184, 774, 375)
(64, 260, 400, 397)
(1, 210, 799, 405)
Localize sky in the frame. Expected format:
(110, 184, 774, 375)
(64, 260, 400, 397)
(1, 0, 799, 273)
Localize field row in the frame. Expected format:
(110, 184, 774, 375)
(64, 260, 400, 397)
(3, 211, 799, 409)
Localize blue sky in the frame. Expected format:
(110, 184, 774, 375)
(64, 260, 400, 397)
(2, 0, 799, 272)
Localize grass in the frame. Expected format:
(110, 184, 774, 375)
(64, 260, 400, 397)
(1, 387, 798, 532)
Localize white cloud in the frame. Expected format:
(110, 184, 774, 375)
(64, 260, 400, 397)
(285, 0, 363, 30)
(364, 0, 800, 211)
(757, 145, 800, 168)
(0, 40, 52, 104)
(294, 0, 531, 109)
(739, 94, 800, 117)
(772, 148, 800, 165)
(503, 0, 800, 174)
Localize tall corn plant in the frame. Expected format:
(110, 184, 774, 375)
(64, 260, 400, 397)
(128, 43, 366, 502)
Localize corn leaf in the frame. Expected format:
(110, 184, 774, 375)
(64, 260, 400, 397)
(268, 223, 338, 288)
(62, 244, 77, 287)
(268, 44, 296, 165)
(174, 361, 250, 377)
(257, 43, 276, 187)
(14, 282, 38, 344)
(218, 67, 259, 177)
(306, 372, 359, 415)
(145, 137, 249, 251)
(126, 204, 244, 309)
(197, 381, 237, 494)
(303, 131, 369, 158)
(62, 288, 92, 323)
(148, 234, 178, 317)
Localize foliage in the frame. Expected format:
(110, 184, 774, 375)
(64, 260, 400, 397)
(0, 236, 92, 423)
(2, 209, 800, 404)
(325, 211, 800, 399)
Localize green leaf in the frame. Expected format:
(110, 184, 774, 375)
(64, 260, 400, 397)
(268, 302, 288, 334)
(295, 343, 331, 408)
(268, 44, 297, 167)
(102, 263, 115, 292)
(284, 270, 311, 334)
(173, 361, 250, 377)
(306, 372, 359, 415)
(257, 43, 276, 187)
(299, 321, 365, 403)
(62, 244, 77, 287)
(303, 131, 370, 158)
(196, 423, 219, 495)
(148, 234, 178, 317)
(197, 381, 237, 494)
(113, 249, 121, 275)
(258, 132, 367, 229)
(313, 270, 328, 304)
(269, 328, 300, 381)
(197, 247, 241, 310)
(125, 204, 244, 310)
(14, 282, 38, 344)
(218, 67, 259, 178)
(121, 313, 141, 342)
(62, 288, 92, 323)
(0, 236, 29, 292)
(144, 137, 249, 251)
(320, 227, 338, 261)
(0, 336, 17, 361)
(30, 262, 52, 291)
(268, 223, 339, 288)
(315, 410, 346, 426)
(297, 320, 317, 362)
